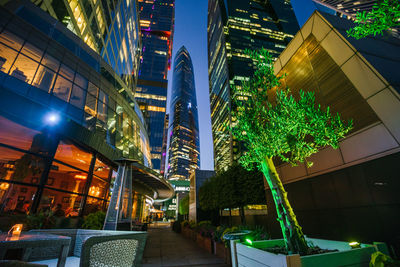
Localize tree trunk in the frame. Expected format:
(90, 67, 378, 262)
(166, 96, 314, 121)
(261, 156, 309, 255)
(239, 206, 246, 225)
(229, 208, 232, 226)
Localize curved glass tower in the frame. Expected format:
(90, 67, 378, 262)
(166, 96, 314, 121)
(167, 46, 200, 180)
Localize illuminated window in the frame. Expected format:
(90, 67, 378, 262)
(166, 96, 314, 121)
(52, 75, 72, 102)
(10, 54, 39, 84)
(0, 43, 19, 74)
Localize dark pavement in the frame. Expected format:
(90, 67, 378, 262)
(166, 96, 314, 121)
(142, 222, 229, 267)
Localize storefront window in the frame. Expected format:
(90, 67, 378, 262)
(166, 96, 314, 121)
(93, 158, 110, 180)
(84, 197, 105, 215)
(0, 182, 37, 215)
(47, 162, 87, 194)
(0, 116, 44, 151)
(0, 146, 45, 185)
(54, 140, 93, 171)
(39, 188, 83, 217)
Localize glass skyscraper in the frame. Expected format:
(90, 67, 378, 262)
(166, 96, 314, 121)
(167, 46, 200, 180)
(208, 0, 299, 172)
(135, 0, 175, 171)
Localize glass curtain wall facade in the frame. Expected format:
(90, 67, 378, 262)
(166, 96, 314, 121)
(33, 0, 141, 94)
(208, 0, 299, 172)
(167, 46, 200, 180)
(160, 114, 169, 176)
(0, 0, 158, 226)
(135, 0, 175, 171)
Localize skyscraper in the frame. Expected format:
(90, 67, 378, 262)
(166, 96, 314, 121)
(136, 0, 175, 171)
(167, 46, 200, 180)
(160, 114, 169, 176)
(208, 0, 299, 172)
(312, 0, 377, 18)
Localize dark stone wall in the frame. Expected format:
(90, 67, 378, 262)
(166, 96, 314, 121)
(265, 152, 400, 256)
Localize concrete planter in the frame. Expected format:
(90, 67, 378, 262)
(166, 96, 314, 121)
(196, 234, 213, 253)
(231, 238, 385, 267)
(214, 241, 231, 265)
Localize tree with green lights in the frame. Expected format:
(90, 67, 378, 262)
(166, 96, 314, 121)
(347, 0, 400, 39)
(231, 49, 353, 255)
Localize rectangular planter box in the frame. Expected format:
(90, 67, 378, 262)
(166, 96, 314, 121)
(196, 233, 213, 253)
(231, 238, 384, 267)
(213, 241, 232, 265)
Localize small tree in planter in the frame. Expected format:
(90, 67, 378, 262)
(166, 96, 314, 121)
(231, 48, 353, 255)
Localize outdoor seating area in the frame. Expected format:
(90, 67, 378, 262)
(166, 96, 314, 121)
(0, 229, 147, 267)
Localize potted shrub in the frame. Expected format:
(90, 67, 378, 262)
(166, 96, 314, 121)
(229, 48, 388, 266)
(196, 221, 215, 253)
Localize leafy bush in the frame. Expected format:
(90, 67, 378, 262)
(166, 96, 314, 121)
(197, 221, 215, 238)
(212, 225, 228, 243)
(172, 220, 181, 233)
(26, 212, 55, 230)
(82, 211, 105, 230)
(189, 220, 197, 229)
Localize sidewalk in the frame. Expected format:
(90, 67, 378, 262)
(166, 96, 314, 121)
(142, 223, 229, 267)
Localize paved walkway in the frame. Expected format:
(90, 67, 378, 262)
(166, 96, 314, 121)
(142, 223, 229, 267)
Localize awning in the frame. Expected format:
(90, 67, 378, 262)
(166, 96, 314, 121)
(130, 161, 175, 202)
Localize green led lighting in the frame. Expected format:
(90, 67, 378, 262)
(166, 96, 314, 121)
(347, 0, 400, 39)
(245, 238, 253, 245)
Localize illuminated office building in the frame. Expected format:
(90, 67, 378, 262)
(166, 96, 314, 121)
(167, 46, 200, 180)
(0, 0, 173, 226)
(312, 0, 377, 18)
(160, 114, 169, 176)
(208, 0, 299, 172)
(135, 0, 175, 171)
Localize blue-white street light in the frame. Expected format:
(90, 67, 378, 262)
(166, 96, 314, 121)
(44, 112, 60, 125)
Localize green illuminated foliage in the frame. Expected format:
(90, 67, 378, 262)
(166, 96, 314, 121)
(231, 48, 353, 255)
(347, 0, 400, 39)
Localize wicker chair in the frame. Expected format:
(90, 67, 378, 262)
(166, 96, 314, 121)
(28, 229, 147, 267)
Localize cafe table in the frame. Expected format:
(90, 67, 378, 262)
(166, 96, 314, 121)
(0, 232, 71, 267)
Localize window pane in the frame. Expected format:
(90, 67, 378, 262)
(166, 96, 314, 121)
(98, 90, 108, 104)
(97, 101, 107, 122)
(74, 73, 88, 89)
(93, 158, 110, 180)
(59, 63, 74, 81)
(54, 140, 93, 171)
(48, 162, 87, 194)
(10, 54, 39, 84)
(0, 115, 45, 151)
(32, 65, 56, 92)
(0, 146, 45, 185)
(0, 30, 23, 51)
(20, 42, 43, 62)
(39, 188, 83, 217)
(0, 43, 18, 74)
(70, 84, 86, 109)
(88, 176, 107, 199)
(41, 53, 60, 72)
(84, 93, 97, 116)
(84, 197, 105, 215)
(52, 75, 72, 101)
(87, 82, 98, 97)
(0, 183, 37, 215)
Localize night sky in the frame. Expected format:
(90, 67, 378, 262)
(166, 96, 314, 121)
(166, 0, 316, 171)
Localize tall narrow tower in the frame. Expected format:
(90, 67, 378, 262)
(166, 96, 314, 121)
(167, 46, 200, 180)
(208, 0, 299, 172)
(136, 0, 175, 171)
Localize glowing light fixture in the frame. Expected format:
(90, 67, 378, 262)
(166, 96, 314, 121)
(45, 112, 60, 125)
(74, 174, 87, 180)
(9, 224, 23, 237)
(349, 241, 361, 248)
(245, 238, 253, 245)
